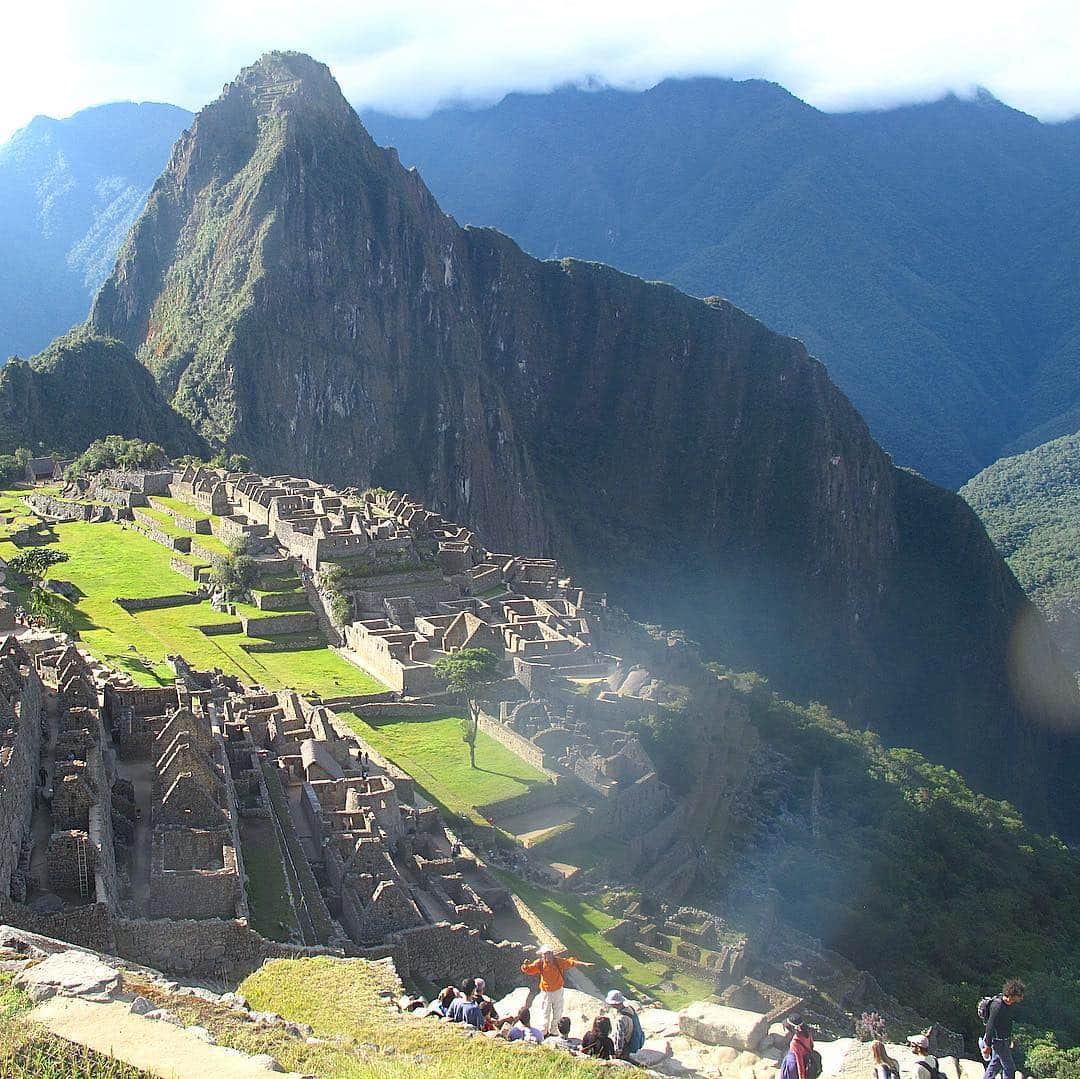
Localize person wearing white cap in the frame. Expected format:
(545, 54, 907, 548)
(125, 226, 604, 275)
(606, 989, 643, 1060)
(908, 1033, 942, 1079)
(520, 944, 593, 1036)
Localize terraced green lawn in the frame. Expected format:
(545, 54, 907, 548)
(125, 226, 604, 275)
(340, 711, 550, 822)
(492, 870, 716, 1009)
(21, 521, 386, 697)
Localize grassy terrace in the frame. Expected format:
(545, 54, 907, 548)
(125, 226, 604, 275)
(147, 493, 221, 527)
(15, 520, 385, 697)
(492, 871, 716, 1009)
(340, 711, 550, 823)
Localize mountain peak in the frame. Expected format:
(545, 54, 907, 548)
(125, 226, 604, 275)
(219, 50, 350, 117)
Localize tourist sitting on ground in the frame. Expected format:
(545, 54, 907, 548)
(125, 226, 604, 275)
(607, 989, 644, 1060)
(582, 1015, 615, 1059)
(506, 1006, 545, 1044)
(478, 1000, 501, 1032)
(445, 978, 476, 1022)
(871, 1040, 901, 1079)
(908, 1034, 940, 1079)
(398, 993, 426, 1014)
(547, 1016, 581, 1053)
(428, 985, 458, 1018)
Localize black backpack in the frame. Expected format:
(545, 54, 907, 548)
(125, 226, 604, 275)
(978, 995, 999, 1022)
(916, 1057, 941, 1079)
(805, 1049, 824, 1079)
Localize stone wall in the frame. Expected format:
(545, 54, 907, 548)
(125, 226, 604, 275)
(477, 714, 548, 771)
(241, 612, 319, 636)
(131, 511, 191, 553)
(0, 658, 42, 897)
(148, 498, 210, 534)
(114, 917, 336, 983)
(170, 557, 206, 582)
(46, 830, 95, 895)
(149, 830, 241, 921)
(101, 469, 172, 495)
(115, 594, 200, 613)
(350, 702, 438, 719)
(28, 494, 114, 522)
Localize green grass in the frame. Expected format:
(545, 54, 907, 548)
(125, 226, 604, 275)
(240, 818, 301, 942)
(0, 974, 147, 1078)
(238, 956, 613, 1077)
(22, 521, 386, 697)
(491, 871, 715, 1009)
(340, 712, 549, 822)
(147, 494, 220, 527)
(115, 956, 614, 1078)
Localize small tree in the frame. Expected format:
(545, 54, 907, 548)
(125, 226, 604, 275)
(433, 648, 501, 768)
(209, 539, 257, 602)
(27, 585, 75, 635)
(8, 547, 69, 582)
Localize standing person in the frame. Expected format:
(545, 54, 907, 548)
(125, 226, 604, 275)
(983, 981, 1026, 1079)
(788, 1016, 816, 1079)
(520, 944, 594, 1036)
(872, 1041, 901, 1079)
(908, 1034, 941, 1079)
(582, 1015, 615, 1059)
(607, 989, 644, 1060)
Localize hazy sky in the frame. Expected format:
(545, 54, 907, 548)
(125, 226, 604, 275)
(3, 0, 1079, 141)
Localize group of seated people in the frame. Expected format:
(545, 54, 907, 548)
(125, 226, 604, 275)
(398, 976, 638, 1060)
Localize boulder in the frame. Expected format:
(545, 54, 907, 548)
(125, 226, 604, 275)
(679, 1002, 769, 1050)
(128, 996, 154, 1015)
(634, 1038, 673, 1067)
(248, 1054, 285, 1072)
(13, 949, 121, 1003)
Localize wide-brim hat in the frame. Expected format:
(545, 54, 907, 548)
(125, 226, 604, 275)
(606, 990, 626, 1005)
(908, 1035, 931, 1051)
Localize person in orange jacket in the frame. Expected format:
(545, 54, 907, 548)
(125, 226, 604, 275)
(520, 944, 593, 1036)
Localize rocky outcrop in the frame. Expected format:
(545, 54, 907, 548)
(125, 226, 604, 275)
(80, 52, 1078, 832)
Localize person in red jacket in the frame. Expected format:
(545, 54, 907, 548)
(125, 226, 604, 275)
(787, 1015, 815, 1079)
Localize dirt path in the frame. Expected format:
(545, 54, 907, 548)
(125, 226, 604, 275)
(30, 996, 306, 1079)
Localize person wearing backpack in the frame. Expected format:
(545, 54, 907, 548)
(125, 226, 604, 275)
(607, 989, 645, 1060)
(981, 980, 1025, 1079)
(872, 1040, 901, 1079)
(787, 1016, 819, 1079)
(908, 1033, 942, 1079)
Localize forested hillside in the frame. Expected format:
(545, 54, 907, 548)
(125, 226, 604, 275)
(961, 432, 1080, 677)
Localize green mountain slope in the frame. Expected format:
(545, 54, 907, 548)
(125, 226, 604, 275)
(0, 330, 205, 456)
(0, 101, 192, 362)
(362, 81, 1080, 488)
(81, 52, 1079, 834)
(961, 432, 1080, 676)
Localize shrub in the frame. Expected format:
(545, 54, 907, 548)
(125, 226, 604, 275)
(855, 1011, 887, 1042)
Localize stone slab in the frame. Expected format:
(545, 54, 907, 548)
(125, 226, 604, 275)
(678, 1001, 769, 1050)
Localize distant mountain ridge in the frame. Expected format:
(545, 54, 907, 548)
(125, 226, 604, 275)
(5, 81, 1079, 488)
(66, 51, 1078, 834)
(0, 101, 192, 361)
(361, 78, 1080, 487)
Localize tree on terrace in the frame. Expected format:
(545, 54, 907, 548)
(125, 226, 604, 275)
(434, 647, 501, 768)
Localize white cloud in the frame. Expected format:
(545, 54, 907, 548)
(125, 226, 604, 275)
(2, 0, 1078, 141)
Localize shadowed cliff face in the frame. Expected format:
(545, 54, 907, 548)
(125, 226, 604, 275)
(88, 51, 1079, 833)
